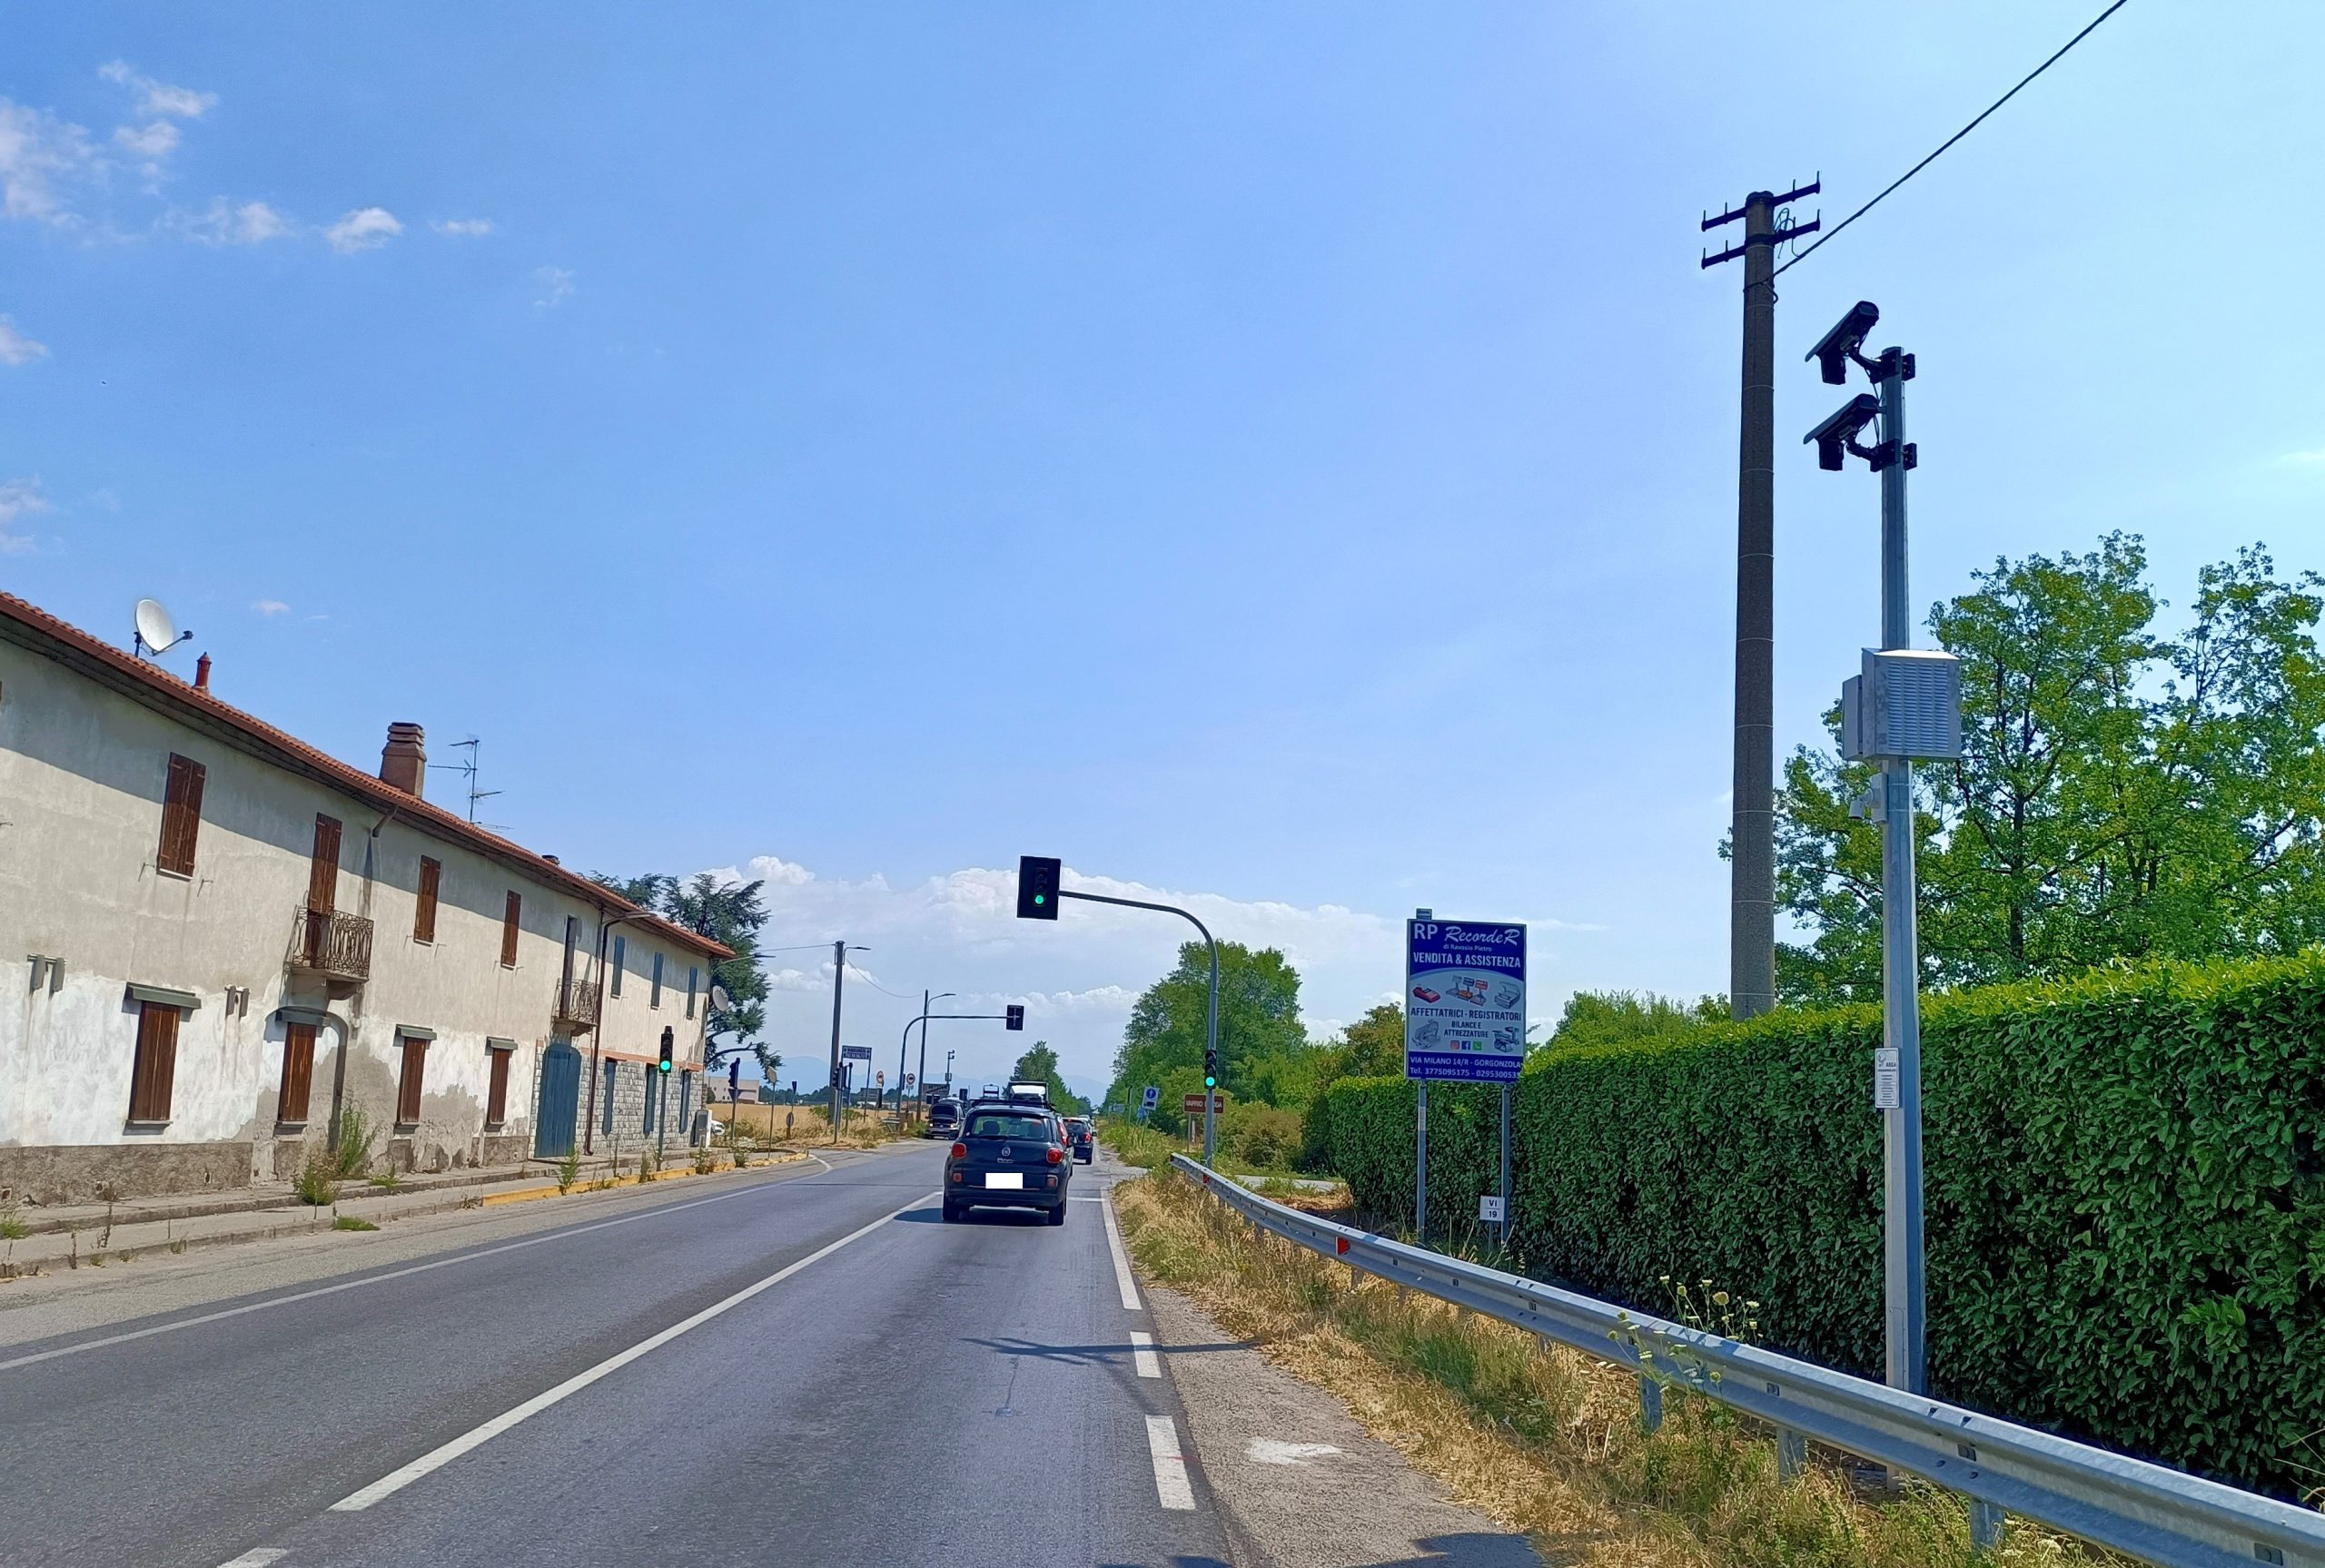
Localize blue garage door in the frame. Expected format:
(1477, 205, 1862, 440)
(533, 1040, 581, 1159)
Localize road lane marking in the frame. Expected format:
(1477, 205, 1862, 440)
(1246, 1438, 1340, 1465)
(0, 1158, 874, 1375)
(215, 1551, 286, 1567)
(1130, 1329, 1161, 1379)
(1101, 1190, 1143, 1311)
(1144, 1414, 1197, 1510)
(330, 1190, 935, 1512)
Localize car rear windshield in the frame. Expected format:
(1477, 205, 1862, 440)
(965, 1113, 1053, 1140)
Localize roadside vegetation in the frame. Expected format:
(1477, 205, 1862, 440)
(1114, 1165, 2123, 1568)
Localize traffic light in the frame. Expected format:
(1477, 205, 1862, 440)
(1016, 855, 1061, 920)
(658, 1026, 674, 1075)
(1005, 1004, 1024, 1031)
(1203, 1047, 1218, 1090)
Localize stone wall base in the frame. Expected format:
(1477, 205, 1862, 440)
(0, 1141, 254, 1206)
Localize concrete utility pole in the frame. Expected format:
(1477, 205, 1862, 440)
(1703, 181, 1820, 1020)
(825, 939, 846, 1144)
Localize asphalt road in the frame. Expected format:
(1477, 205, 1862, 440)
(0, 1140, 1234, 1568)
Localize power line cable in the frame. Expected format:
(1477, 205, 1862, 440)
(1771, 0, 2132, 281)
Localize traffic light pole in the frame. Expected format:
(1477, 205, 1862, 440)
(1056, 889, 1220, 1166)
(898, 1009, 1010, 1106)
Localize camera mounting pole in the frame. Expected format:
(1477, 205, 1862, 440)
(1700, 179, 1821, 1021)
(1806, 311, 1945, 1408)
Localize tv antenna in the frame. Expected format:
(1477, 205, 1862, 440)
(427, 736, 504, 826)
(132, 598, 193, 661)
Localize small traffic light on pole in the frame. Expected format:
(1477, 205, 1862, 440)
(1005, 1004, 1024, 1031)
(658, 1025, 674, 1075)
(1016, 856, 1061, 920)
(1203, 1048, 1218, 1090)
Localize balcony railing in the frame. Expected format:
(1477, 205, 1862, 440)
(552, 976, 601, 1032)
(287, 906, 373, 985)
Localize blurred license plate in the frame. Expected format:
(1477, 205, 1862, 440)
(984, 1172, 1024, 1189)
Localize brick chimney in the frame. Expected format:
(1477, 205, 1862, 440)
(381, 722, 426, 798)
(193, 653, 212, 692)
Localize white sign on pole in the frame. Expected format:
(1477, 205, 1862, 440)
(1478, 1195, 1505, 1225)
(1872, 1047, 1901, 1110)
(1404, 919, 1527, 1083)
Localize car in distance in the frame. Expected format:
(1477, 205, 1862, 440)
(1064, 1116, 1094, 1163)
(925, 1098, 963, 1139)
(944, 1105, 1071, 1225)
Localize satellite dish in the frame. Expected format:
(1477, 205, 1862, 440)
(133, 598, 190, 660)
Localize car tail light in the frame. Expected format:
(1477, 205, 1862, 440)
(951, 1143, 967, 1159)
(1046, 1146, 1064, 1165)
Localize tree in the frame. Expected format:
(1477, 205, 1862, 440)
(1545, 991, 1726, 1053)
(1775, 536, 2325, 1000)
(1105, 940, 1321, 1127)
(589, 871, 777, 1080)
(1010, 1041, 1088, 1115)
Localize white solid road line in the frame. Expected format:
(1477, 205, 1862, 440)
(330, 1190, 935, 1513)
(1144, 1414, 1197, 1510)
(1100, 1188, 1143, 1312)
(0, 1159, 852, 1375)
(1130, 1329, 1161, 1379)
(215, 1550, 287, 1567)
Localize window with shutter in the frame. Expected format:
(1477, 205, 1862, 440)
(500, 892, 521, 967)
(396, 1035, 428, 1126)
(485, 1045, 513, 1129)
(155, 754, 206, 876)
(650, 952, 664, 1009)
(686, 966, 698, 1020)
(414, 857, 440, 943)
(128, 1001, 181, 1123)
(610, 934, 626, 997)
(307, 816, 341, 912)
(278, 1022, 317, 1124)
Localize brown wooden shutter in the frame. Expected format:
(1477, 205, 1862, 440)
(396, 1036, 428, 1124)
(128, 1001, 180, 1123)
(485, 1048, 512, 1128)
(307, 815, 341, 912)
(500, 891, 521, 967)
(414, 857, 441, 942)
(278, 1022, 317, 1123)
(156, 754, 206, 875)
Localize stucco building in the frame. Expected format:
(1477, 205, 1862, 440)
(0, 591, 730, 1204)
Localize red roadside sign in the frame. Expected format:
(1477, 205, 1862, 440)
(1182, 1092, 1226, 1115)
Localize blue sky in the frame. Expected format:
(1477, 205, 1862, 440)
(5, 4, 2320, 1099)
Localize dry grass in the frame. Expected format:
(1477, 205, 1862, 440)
(1114, 1168, 2129, 1568)
(719, 1102, 904, 1149)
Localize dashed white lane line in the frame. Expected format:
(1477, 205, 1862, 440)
(1130, 1329, 1162, 1379)
(216, 1550, 287, 1567)
(1101, 1188, 1143, 1312)
(1144, 1414, 1197, 1510)
(330, 1190, 936, 1512)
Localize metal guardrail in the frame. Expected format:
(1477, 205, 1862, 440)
(1169, 1154, 2325, 1568)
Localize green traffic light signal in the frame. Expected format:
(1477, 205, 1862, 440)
(1203, 1074, 1216, 1088)
(658, 1060, 672, 1074)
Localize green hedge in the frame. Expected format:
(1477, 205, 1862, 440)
(1308, 954, 2325, 1497)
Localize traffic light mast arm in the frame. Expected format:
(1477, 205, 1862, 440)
(1057, 889, 1222, 1161)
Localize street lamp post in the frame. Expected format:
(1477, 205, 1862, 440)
(896, 991, 955, 1120)
(826, 941, 869, 1145)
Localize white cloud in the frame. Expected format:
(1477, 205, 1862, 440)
(324, 206, 401, 253)
(113, 121, 179, 161)
(176, 197, 291, 245)
(533, 265, 574, 307)
(2277, 450, 2325, 468)
(97, 62, 216, 122)
(430, 217, 492, 237)
(0, 316, 47, 366)
(251, 598, 291, 616)
(0, 99, 99, 224)
(0, 476, 50, 553)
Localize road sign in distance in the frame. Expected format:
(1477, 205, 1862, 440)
(1016, 856, 1062, 921)
(1004, 1004, 1024, 1031)
(1182, 1092, 1225, 1115)
(841, 1044, 873, 1061)
(1140, 1085, 1160, 1109)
